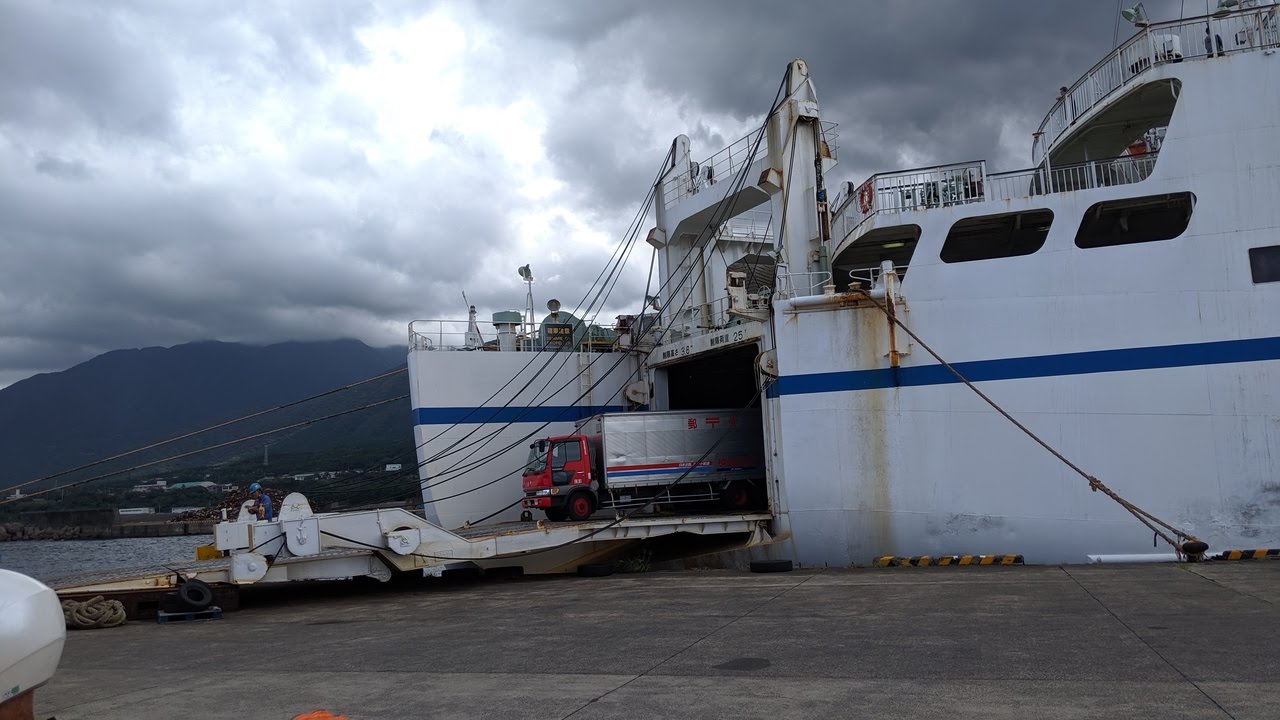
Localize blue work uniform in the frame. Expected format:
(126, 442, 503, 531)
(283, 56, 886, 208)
(258, 494, 274, 521)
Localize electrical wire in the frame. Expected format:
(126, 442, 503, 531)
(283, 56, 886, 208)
(397, 143, 675, 459)
(318, 380, 767, 561)
(365, 100, 786, 519)
(299, 147, 679, 502)
(0, 366, 408, 498)
(258, 68, 795, 516)
(0, 394, 408, 505)
(346, 110, 776, 508)
(4, 107, 675, 509)
(346, 103, 786, 515)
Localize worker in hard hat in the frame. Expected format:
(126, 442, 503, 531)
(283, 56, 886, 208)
(247, 482, 274, 521)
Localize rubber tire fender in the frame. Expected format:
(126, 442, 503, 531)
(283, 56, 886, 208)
(177, 578, 215, 610)
(749, 559, 793, 573)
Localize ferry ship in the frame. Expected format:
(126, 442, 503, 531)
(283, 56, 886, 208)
(408, 4, 1280, 564)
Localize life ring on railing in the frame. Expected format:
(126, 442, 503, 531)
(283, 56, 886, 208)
(856, 182, 873, 214)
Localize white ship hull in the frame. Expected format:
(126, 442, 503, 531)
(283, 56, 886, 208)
(768, 310, 1280, 564)
(409, 349, 639, 529)
(761, 47, 1279, 564)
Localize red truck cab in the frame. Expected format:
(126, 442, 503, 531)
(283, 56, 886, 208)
(520, 435, 600, 521)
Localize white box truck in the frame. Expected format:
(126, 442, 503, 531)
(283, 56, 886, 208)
(520, 409, 766, 521)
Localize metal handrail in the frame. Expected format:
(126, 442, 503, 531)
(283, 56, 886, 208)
(831, 161, 987, 242)
(832, 150, 1161, 243)
(848, 264, 908, 289)
(775, 271, 832, 299)
(1033, 7, 1279, 163)
(662, 121, 840, 210)
(721, 209, 774, 241)
(987, 151, 1159, 200)
(408, 319, 475, 351)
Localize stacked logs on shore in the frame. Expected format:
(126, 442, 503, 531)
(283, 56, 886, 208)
(170, 487, 287, 522)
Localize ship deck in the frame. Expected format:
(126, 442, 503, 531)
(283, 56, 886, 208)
(39, 561, 1280, 719)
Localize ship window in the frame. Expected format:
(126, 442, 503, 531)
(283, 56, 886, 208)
(1250, 245, 1280, 284)
(1075, 192, 1194, 249)
(940, 210, 1053, 263)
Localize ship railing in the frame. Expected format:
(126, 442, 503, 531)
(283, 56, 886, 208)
(986, 151, 1160, 199)
(661, 121, 839, 210)
(721, 208, 774, 242)
(408, 319, 476, 351)
(831, 161, 986, 240)
(1034, 6, 1279, 164)
(984, 166, 1051, 202)
(655, 293, 764, 341)
(834, 151, 1161, 241)
(847, 264, 908, 292)
(775, 271, 833, 299)
(657, 297, 727, 341)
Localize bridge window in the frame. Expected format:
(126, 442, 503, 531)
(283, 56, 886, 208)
(940, 210, 1053, 263)
(1250, 245, 1280, 284)
(1075, 192, 1194, 249)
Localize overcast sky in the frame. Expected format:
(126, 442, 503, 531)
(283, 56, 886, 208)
(0, 0, 1192, 388)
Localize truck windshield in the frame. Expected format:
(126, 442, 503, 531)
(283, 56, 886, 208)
(522, 443, 547, 476)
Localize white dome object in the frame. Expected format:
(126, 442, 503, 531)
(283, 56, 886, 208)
(0, 570, 66, 703)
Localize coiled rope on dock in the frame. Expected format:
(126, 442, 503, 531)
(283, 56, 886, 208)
(62, 596, 127, 629)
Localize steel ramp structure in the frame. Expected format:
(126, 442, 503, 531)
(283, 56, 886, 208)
(54, 493, 775, 595)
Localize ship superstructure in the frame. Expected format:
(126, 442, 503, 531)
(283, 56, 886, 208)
(409, 5, 1279, 564)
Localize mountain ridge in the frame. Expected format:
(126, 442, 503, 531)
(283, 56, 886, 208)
(0, 339, 415, 488)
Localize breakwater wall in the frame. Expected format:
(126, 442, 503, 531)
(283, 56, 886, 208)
(0, 520, 216, 542)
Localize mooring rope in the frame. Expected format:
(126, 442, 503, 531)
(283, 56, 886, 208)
(853, 290, 1202, 557)
(62, 596, 127, 630)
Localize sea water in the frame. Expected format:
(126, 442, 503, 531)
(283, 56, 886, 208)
(0, 535, 212, 583)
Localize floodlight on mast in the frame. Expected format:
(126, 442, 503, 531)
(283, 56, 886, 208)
(518, 265, 536, 339)
(1121, 2, 1150, 27)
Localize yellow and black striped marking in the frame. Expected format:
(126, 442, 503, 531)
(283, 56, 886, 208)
(874, 554, 1024, 567)
(1214, 548, 1280, 561)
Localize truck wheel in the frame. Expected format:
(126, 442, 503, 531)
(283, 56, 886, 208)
(566, 492, 595, 521)
(544, 507, 567, 522)
(720, 483, 751, 511)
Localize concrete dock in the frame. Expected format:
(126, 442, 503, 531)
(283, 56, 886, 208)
(38, 562, 1280, 719)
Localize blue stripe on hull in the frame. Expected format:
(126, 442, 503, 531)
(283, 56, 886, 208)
(768, 336, 1280, 398)
(413, 405, 629, 426)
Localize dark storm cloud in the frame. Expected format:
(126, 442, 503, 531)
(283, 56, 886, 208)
(500, 0, 1183, 200)
(0, 1, 177, 139)
(0, 0, 1186, 387)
